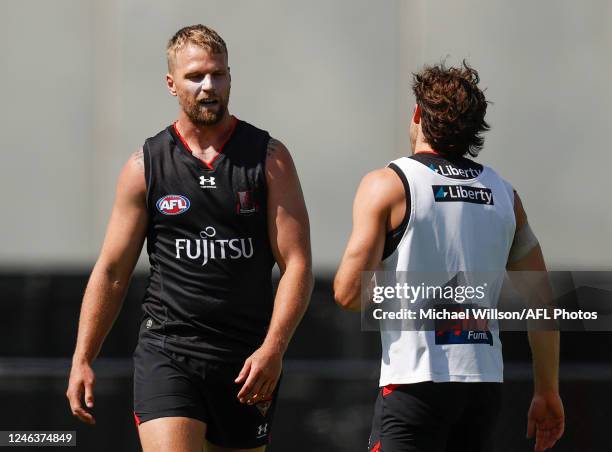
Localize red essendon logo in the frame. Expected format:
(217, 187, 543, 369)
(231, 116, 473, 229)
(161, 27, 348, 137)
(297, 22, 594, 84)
(156, 195, 190, 215)
(236, 190, 258, 215)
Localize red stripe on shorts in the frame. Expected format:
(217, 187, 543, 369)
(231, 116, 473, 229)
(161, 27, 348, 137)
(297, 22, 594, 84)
(382, 384, 401, 397)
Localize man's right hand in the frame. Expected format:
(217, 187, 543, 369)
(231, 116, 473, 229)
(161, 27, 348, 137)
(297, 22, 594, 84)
(66, 361, 96, 425)
(526, 391, 564, 451)
(65, 150, 147, 427)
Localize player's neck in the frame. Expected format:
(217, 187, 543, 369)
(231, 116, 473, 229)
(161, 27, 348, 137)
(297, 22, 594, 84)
(412, 137, 437, 155)
(175, 113, 235, 151)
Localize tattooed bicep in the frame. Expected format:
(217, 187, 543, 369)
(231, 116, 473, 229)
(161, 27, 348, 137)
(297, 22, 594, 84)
(266, 138, 281, 158)
(132, 147, 144, 168)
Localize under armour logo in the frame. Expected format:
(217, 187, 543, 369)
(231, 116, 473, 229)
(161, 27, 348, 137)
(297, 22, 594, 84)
(257, 423, 268, 437)
(199, 176, 216, 189)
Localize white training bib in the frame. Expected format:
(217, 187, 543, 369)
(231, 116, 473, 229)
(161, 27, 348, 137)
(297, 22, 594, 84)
(378, 156, 516, 385)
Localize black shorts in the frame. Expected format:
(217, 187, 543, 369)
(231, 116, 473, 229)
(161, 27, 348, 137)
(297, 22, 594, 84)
(369, 382, 502, 452)
(133, 340, 280, 449)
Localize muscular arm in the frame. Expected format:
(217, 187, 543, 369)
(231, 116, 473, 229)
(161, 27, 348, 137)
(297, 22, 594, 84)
(67, 149, 148, 424)
(507, 192, 564, 451)
(333, 168, 404, 311)
(235, 138, 313, 403)
(262, 139, 313, 354)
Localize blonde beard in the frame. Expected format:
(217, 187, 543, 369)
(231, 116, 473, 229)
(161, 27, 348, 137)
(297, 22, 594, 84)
(179, 90, 230, 125)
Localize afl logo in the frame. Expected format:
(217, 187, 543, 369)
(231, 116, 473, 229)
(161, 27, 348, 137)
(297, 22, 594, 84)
(157, 195, 190, 215)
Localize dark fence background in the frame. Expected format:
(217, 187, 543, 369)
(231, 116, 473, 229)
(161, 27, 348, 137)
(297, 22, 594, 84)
(1, 272, 611, 451)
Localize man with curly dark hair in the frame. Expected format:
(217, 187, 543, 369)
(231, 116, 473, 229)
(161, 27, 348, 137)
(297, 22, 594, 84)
(412, 61, 489, 157)
(334, 61, 564, 452)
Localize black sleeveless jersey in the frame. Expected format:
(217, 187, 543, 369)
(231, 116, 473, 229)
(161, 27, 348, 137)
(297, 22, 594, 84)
(140, 117, 276, 364)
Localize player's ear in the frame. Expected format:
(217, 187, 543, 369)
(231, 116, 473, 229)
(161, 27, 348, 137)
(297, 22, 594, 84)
(412, 104, 421, 124)
(166, 73, 177, 96)
(228, 66, 231, 83)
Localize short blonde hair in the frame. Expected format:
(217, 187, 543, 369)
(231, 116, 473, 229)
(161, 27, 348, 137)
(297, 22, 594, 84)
(166, 24, 228, 73)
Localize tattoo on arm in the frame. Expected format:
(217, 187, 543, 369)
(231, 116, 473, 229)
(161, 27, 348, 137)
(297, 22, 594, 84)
(132, 148, 144, 168)
(266, 138, 280, 158)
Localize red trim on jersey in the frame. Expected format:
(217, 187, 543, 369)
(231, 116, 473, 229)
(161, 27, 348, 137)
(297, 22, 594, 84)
(371, 440, 382, 451)
(208, 116, 238, 166)
(172, 122, 194, 152)
(415, 149, 441, 155)
(172, 116, 238, 170)
(382, 384, 400, 397)
(133, 412, 141, 426)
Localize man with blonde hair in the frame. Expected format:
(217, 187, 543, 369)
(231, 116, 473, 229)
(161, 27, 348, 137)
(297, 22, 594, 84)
(67, 24, 313, 452)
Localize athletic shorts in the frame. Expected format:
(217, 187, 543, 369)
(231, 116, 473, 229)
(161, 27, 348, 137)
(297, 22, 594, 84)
(369, 381, 502, 452)
(133, 340, 280, 449)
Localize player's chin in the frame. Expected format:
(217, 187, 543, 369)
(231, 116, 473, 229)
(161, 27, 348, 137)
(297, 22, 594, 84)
(193, 109, 225, 126)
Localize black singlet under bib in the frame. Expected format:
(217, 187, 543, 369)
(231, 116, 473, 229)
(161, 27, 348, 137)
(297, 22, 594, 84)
(140, 117, 276, 364)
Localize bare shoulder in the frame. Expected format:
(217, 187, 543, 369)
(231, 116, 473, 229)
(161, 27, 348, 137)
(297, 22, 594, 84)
(361, 167, 399, 186)
(358, 167, 404, 202)
(266, 137, 292, 164)
(130, 147, 145, 170)
(117, 147, 146, 202)
(265, 137, 299, 183)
